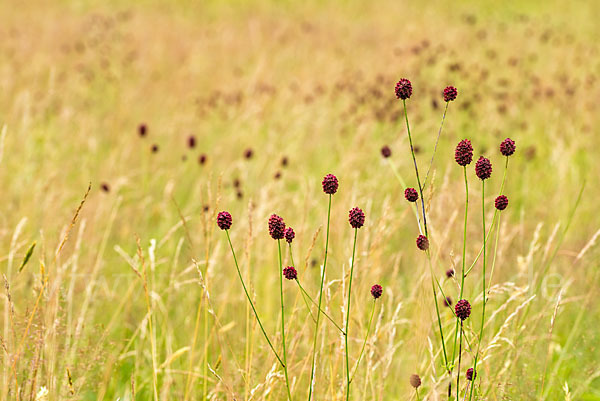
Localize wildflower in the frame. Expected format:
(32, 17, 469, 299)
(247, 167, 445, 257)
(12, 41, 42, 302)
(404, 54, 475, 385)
(416, 235, 429, 251)
(284, 227, 295, 244)
(381, 145, 392, 158)
(244, 148, 253, 159)
(495, 195, 509, 210)
(188, 135, 196, 148)
(151, 144, 159, 153)
(466, 368, 477, 381)
(322, 174, 339, 195)
(409, 374, 422, 388)
(475, 156, 492, 180)
(281, 156, 288, 167)
(395, 78, 413, 100)
(404, 187, 419, 202)
(283, 266, 297, 280)
(348, 207, 365, 229)
(455, 299, 472, 321)
(268, 214, 286, 240)
(138, 124, 147, 137)
(443, 86, 458, 102)
(446, 269, 455, 278)
(443, 296, 453, 307)
(455, 139, 474, 166)
(199, 154, 207, 165)
(100, 182, 110, 193)
(217, 211, 232, 230)
(371, 284, 383, 299)
(500, 138, 516, 156)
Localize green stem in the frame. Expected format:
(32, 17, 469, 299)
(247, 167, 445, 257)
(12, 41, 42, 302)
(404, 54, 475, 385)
(350, 299, 376, 382)
(427, 251, 449, 371)
(296, 280, 344, 334)
(456, 322, 463, 401)
(402, 99, 428, 237)
(423, 101, 449, 190)
(308, 194, 332, 401)
(289, 244, 316, 323)
(386, 159, 423, 234)
(468, 180, 487, 401)
(449, 166, 469, 398)
(225, 231, 284, 367)
(345, 228, 359, 401)
(278, 240, 293, 401)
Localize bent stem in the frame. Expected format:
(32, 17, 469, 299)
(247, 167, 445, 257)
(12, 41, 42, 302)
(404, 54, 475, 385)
(278, 240, 293, 401)
(402, 99, 428, 236)
(423, 101, 449, 190)
(468, 180, 487, 401)
(224, 231, 285, 367)
(349, 299, 376, 382)
(345, 228, 359, 401)
(296, 280, 344, 334)
(308, 194, 332, 401)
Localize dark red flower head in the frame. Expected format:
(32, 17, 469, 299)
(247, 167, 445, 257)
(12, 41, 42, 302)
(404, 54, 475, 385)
(268, 214, 286, 240)
(466, 368, 477, 381)
(495, 195, 509, 210)
(244, 148, 253, 159)
(151, 144, 159, 153)
(348, 207, 365, 229)
(455, 299, 471, 321)
(371, 284, 383, 299)
(395, 78, 413, 100)
(138, 124, 147, 137)
(446, 269, 455, 278)
(455, 139, 474, 166)
(409, 374, 421, 388)
(405, 187, 419, 202)
(284, 227, 295, 244)
(199, 154, 207, 165)
(443, 86, 458, 102)
(416, 235, 429, 251)
(381, 145, 392, 158)
(500, 138, 516, 156)
(188, 135, 196, 148)
(217, 211, 232, 230)
(475, 156, 493, 180)
(322, 174, 339, 195)
(283, 266, 297, 280)
(443, 296, 453, 307)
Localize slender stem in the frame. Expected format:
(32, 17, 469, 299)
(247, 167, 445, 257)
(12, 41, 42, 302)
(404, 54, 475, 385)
(468, 180, 487, 401)
(308, 194, 332, 401)
(290, 244, 316, 323)
(278, 240, 293, 401)
(456, 322, 463, 401)
(427, 251, 449, 371)
(350, 299, 376, 382)
(423, 101, 449, 190)
(345, 228, 359, 401)
(225, 231, 285, 367)
(296, 280, 344, 334)
(449, 166, 469, 398)
(385, 159, 423, 234)
(415, 388, 420, 401)
(402, 99, 428, 237)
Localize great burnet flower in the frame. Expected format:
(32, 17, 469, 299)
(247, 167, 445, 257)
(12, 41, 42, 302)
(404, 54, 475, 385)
(371, 284, 383, 299)
(283, 266, 297, 280)
(416, 235, 429, 251)
(455, 139, 474, 166)
(322, 174, 339, 195)
(495, 195, 509, 210)
(395, 78, 412, 100)
(443, 86, 458, 102)
(455, 299, 472, 321)
(268, 214, 286, 240)
(348, 207, 365, 229)
(217, 211, 232, 230)
(500, 138, 516, 156)
(475, 156, 492, 180)
(466, 368, 477, 381)
(284, 227, 295, 244)
(409, 374, 421, 388)
(404, 187, 418, 202)
(381, 145, 392, 158)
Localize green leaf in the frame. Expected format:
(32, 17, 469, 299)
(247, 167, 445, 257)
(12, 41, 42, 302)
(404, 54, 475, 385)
(18, 241, 36, 273)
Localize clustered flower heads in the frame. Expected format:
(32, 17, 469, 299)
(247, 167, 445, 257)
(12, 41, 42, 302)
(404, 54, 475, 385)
(217, 211, 232, 230)
(381, 145, 392, 158)
(409, 374, 422, 389)
(500, 137, 516, 157)
(455, 139, 474, 166)
(283, 266, 297, 280)
(495, 195, 509, 210)
(475, 156, 493, 180)
(416, 234, 429, 251)
(371, 284, 383, 299)
(322, 174, 339, 195)
(348, 207, 365, 229)
(268, 214, 286, 240)
(455, 299, 472, 321)
(404, 187, 418, 202)
(466, 368, 477, 381)
(395, 78, 413, 100)
(443, 85, 458, 102)
(284, 227, 295, 244)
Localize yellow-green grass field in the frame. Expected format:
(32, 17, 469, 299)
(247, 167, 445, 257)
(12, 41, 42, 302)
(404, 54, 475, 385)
(1, 0, 599, 399)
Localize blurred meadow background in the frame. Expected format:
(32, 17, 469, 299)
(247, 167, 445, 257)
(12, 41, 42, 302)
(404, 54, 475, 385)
(1, 0, 599, 399)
